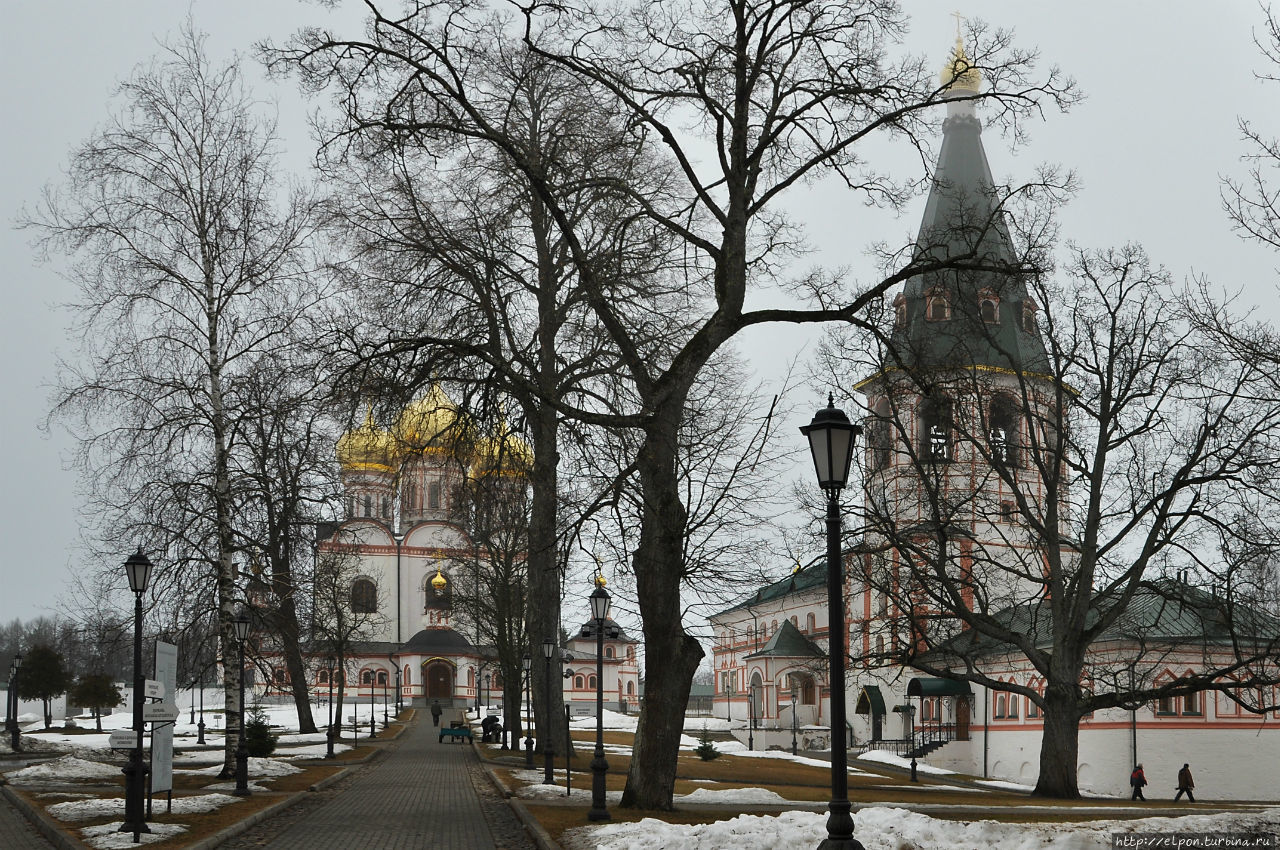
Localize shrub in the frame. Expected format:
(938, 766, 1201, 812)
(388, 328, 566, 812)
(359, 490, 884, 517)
(694, 725, 719, 761)
(244, 704, 277, 757)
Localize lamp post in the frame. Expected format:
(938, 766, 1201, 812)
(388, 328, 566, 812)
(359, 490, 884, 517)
(587, 576, 612, 822)
(723, 678, 731, 723)
(382, 673, 389, 729)
(748, 682, 755, 751)
(484, 673, 491, 714)
(791, 691, 799, 756)
(542, 639, 556, 785)
(801, 395, 864, 850)
(197, 676, 206, 745)
(909, 703, 918, 783)
(390, 655, 401, 717)
(120, 548, 153, 841)
(523, 653, 535, 768)
(325, 655, 336, 759)
(7, 652, 22, 752)
(233, 611, 251, 797)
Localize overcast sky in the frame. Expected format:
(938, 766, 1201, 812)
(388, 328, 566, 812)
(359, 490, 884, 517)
(2, 2, 1278, 626)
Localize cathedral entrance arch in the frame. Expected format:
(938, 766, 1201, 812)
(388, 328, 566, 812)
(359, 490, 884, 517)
(422, 659, 455, 701)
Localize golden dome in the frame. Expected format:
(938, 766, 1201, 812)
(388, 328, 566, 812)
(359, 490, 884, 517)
(472, 418, 534, 477)
(395, 385, 466, 453)
(336, 409, 397, 472)
(594, 573, 607, 588)
(940, 35, 980, 94)
(431, 566, 448, 591)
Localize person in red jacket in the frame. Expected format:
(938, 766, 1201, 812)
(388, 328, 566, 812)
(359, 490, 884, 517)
(1130, 763, 1148, 800)
(1175, 763, 1195, 802)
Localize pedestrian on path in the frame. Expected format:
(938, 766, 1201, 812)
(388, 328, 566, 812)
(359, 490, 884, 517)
(1175, 763, 1195, 802)
(1130, 763, 1147, 800)
(431, 700, 442, 727)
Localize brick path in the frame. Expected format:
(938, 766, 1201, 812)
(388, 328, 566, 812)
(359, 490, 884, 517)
(0, 789, 55, 850)
(223, 710, 534, 850)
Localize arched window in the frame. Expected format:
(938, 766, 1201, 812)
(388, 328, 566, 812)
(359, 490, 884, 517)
(423, 570, 452, 609)
(894, 294, 907, 328)
(919, 395, 952, 462)
(405, 483, 417, 512)
(377, 670, 388, 686)
(351, 578, 377, 613)
(605, 646, 615, 659)
(403, 666, 411, 685)
(926, 289, 951, 322)
(980, 293, 1000, 324)
(273, 669, 287, 684)
(627, 681, 635, 695)
(346, 497, 355, 518)
(989, 395, 1021, 469)
(1008, 692, 1019, 718)
(428, 481, 442, 510)
(1183, 690, 1200, 715)
(771, 619, 778, 634)
(1020, 299, 1038, 332)
(995, 694, 1007, 718)
(574, 675, 585, 690)
(361, 670, 374, 685)
(805, 613, 816, 633)
(626, 646, 635, 660)
(318, 669, 330, 685)
(588, 674, 597, 690)
(381, 497, 391, 518)
(790, 615, 798, 627)
(363, 494, 373, 517)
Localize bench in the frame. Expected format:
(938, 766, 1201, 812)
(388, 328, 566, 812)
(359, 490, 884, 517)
(439, 727, 473, 744)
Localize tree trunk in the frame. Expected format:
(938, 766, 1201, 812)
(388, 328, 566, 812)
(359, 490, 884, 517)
(273, 593, 317, 734)
(42, 699, 51, 730)
(94, 706, 102, 733)
(527, 401, 568, 759)
(1032, 689, 1082, 798)
(620, 418, 705, 810)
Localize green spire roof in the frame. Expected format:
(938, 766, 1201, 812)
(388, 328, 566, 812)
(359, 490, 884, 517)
(890, 103, 1050, 375)
(746, 618, 825, 659)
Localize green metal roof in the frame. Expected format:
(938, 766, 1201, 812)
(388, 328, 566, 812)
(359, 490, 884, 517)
(714, 556, 827, 618)
(907, 677, 974, 697)
(745, 619, 825, 660)
(855, 685, 887, 716)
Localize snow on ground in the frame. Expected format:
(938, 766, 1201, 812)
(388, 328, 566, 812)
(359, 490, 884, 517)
(174, 756, 301, 777)
(857, 749, 955, 775)
(4, 756, 121, 783)
(677, 787, 790, 805)
(562, 805, 1280, 850)
(976, 778, 1039, 793)
(80, 821, 187, 849)
(49, 793, 241, 822)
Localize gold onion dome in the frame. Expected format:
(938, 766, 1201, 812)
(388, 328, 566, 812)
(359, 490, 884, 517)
(431, 565, 448, 591)
(395, 384, 465, 453)
(941, 35, 980, 94)
(472, 418, 534, 477)
(336, 409, 398, 472)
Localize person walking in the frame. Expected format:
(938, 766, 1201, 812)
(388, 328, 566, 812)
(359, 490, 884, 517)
(1175, 763, 1195, 802)
(1130, 763, 1148, 800)
(430, 700, 442, 728)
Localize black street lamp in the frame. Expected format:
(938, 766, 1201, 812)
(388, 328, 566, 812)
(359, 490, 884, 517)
(233, 611, 251, 797)
(389, 654, 401, 717)
(748, 682, 756, 751)
(791, 691, 799, 756)
(801, 395, 864, 850)
(197, 676, 206, 745)
(382, 672, 389, 729)
(523, 653, 534, 768)
(7, 652, 23, 752)
(909, 702, 918, 783)
(723, 678, 732, 723)
(541, 639, 556, 785)
(325, 655, 336, 759)
(120, 548, 153, 841)
(587, 577, 612, 822)
(484, 672, 491, 714)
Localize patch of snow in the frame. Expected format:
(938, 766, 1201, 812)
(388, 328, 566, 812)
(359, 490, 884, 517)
(81, 821, 187, 848)
(49, 793, 240, 822)
(5, 756, 122, 782)
(976, 779, 1037, 793)
(857, 750, 955, 775)
(677, 787, 790, 805)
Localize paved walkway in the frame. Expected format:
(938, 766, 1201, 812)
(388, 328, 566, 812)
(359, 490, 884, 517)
(223, 710, 534, 850)
(0, 789, 55, 850)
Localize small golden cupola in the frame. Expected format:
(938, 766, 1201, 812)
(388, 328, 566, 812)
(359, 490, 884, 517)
(423, 559, 453, 629)
(940, 34, 981, 96)
(395, 384, 466, 455)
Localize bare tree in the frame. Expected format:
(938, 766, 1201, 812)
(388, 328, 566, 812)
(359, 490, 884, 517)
(271, 0, 1074, 808)
(830, 244, 1280, 798)
(27, 25, 319, 776)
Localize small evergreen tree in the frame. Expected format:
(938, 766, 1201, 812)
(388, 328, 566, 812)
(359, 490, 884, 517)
(694, 725, 719, 761)
(68, 674, 123, 732)
(17, 645, 73, 729)
(244, 704, 277, 757)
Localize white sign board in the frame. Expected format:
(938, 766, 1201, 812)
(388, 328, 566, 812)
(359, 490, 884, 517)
(143, 701, 179, 722)
(144, 679, 165, 699)
(108, 730, 138, 749)
(151, 641, 178, 794)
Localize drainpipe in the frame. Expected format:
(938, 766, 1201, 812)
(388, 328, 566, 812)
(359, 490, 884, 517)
(983, 686, 989, 779)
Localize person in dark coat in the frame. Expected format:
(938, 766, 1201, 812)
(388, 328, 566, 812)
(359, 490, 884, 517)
(1130, 763, 1148, 800)
(1175, 763, 1195, 802)
(431, 700, 442, 727)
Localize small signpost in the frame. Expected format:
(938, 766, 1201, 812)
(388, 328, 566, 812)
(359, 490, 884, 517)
(109, 730, 138, 750)
(144, 680, 165, 700)
(142, 702, 179, 723)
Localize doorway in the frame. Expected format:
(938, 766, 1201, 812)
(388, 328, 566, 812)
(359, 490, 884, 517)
(424, 661, 454, 701)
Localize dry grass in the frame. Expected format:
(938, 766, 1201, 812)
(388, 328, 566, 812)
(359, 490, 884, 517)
(524, 802, 738, 845)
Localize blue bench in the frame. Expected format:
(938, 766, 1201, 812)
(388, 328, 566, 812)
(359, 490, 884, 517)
(439, 727, 473, 744)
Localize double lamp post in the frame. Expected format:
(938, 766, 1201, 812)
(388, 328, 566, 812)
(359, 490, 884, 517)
(120, 548, 153, 841)
(801, 395, 865, 850)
